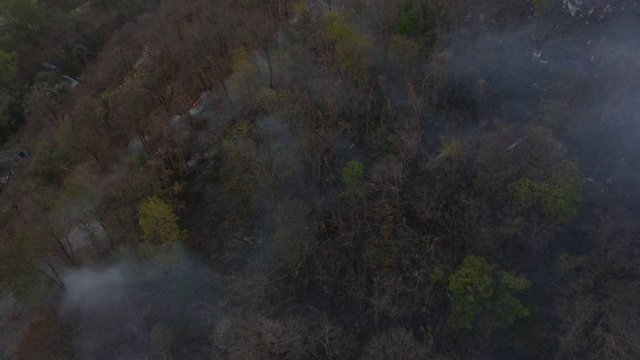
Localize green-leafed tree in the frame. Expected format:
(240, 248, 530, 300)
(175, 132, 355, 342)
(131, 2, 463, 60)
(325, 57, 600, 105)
(397, 0, 424, 38)
(0, 0, 49, 48)
(341, 160, 365, 198)
(324, 10, 374, 80)
(449, 255, 531, 329)
(138, 196, 186, 244)
(510, 160, 582, 222)
(533, 0, 551, 17)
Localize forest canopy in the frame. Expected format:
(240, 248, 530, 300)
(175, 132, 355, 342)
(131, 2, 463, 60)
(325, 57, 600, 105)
(1, 1, 640, 359)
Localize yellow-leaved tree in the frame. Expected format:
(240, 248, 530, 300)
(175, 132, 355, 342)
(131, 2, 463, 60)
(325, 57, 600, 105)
(138, 196, 186, 244)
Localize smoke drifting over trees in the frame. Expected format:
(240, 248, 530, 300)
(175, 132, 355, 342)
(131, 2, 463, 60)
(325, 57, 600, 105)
(61, 258, 221, 359)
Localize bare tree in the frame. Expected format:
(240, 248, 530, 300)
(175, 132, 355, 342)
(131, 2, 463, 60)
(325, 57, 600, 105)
(24, 83, 71, 129)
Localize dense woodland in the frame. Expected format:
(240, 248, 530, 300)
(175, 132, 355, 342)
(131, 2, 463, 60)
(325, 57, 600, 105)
(1, 0, 640, 359)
